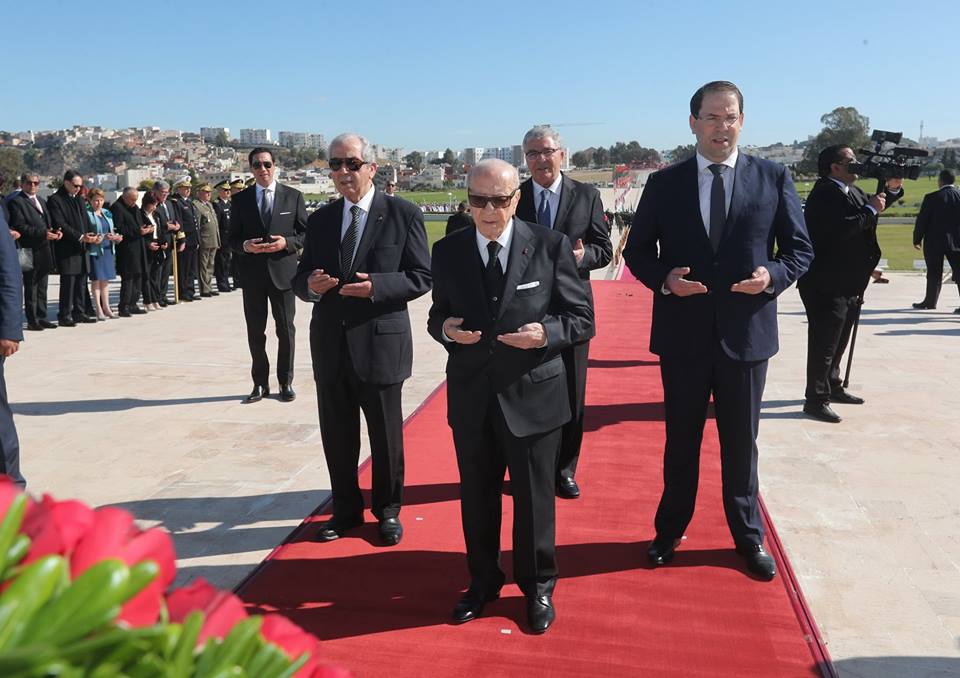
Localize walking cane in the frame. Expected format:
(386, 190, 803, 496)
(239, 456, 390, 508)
(171, 231, 184, 304)
(841, 294, 863, 389)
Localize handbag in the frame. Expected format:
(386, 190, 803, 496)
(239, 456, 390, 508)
(17, 246, 33, 272)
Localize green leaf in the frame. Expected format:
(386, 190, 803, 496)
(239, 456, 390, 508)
(0, 494, 28, 575)
(1, 535, 31, 579)
(0, 555, 67, 650)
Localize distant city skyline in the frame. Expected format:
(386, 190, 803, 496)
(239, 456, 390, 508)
(3, 2, 956, 152)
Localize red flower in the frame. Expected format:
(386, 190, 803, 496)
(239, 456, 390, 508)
(165, 578, 249, 642)
(20, 494, 94, 564)
(70, 507, 176, 626)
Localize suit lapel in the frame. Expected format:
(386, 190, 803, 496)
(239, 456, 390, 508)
(553, 175, 576, 233)
(517, 178, 535, 223)
(456, 229, 487, 313)
(324, 199, 346, 275)
(682, 158, 712, 252)
(351, 189, 386, 272)
(724, 153, 751, 235)
(497, 219, 535, 320)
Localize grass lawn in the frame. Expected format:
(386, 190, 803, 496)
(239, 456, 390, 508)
(876, 224, 923, 271)
(396, 190, 467, 205)
(794, 176, 939, 217)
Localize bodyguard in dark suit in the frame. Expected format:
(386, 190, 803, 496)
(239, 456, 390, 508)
(212, 181, 233, 292)
(517, 125, 611, 499)
(798, 145, 903, 423)
(230, 148, 307, 403)
(7, 174, 61, 331)
(429, 159, 592, 633)
(912, 169, 960, 312)
(444, 201, 474, 236)
(48, 171, 98, 326)
(623, 81, 812, 581)
(292, 133, 431, 547)
(0, 202, 25, 487)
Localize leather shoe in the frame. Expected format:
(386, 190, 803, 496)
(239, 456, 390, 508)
(131, 307, 148, 315)
(25, 322, 44, 331)
(38, 319, 58, 329)
(378, 517, 403, 545)
(736, 543, 777, 581)
(118, 311, 131, 318)
(243, 385, 270, 404)
(556, 476, 580, 499)
(912, 301, 935, 309)
(803, 402, 841, 423)
(647, 534, 681, 566)
(76, 315, 97, 324)
(452, 588, 499, 624)
(830, 388, 864, 405)
(527, 595, 555, 634)
(279, 384, 296, 402)
(954, 308, 960, 314)
(200, 292, 213, 298)
(315, 515, 363, 542)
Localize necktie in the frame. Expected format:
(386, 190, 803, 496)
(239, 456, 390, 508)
(341, 204, 361, 279)
(484, 241, 505, 312)
(260, 188, 272, 228)
(30, 195, 43, 214)
(708, 164, 726, 252)
(537, 190, 551, 227)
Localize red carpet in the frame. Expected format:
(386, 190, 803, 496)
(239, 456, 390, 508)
(237, 279, 831, 677)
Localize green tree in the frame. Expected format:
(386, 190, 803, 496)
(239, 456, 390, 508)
(214, 130, 229, 146)
(442, 148, 456, 165)
(668, 144, 696, 164)
(317, 147, 327, 161)
(570, 149, 594, 168)
(593, 147, 609, 167)
(404, 151, 423, 171)
(798, 106, 870, 174)
(0, 148, 25, 183)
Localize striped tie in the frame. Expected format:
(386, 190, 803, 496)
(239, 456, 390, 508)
(340, 204, 361, 280)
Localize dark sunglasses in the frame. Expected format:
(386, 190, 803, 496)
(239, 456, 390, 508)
(329, 157, 367, 172)
(71, 182, 83, 188)
(252, 161, 273, 169)
(467, 190, 518, 209)
(24, 180, 40, 186)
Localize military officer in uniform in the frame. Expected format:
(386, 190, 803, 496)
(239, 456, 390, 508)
(212, 180, 233, 292)
(171, 178, 201, 301)
(192, 184, 221, 297)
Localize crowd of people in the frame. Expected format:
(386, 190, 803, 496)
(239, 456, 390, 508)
(0, 172, 242, 328)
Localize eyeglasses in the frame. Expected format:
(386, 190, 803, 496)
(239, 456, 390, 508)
(71, 182, 83, 188)
(698, 114, 741, 128)
(252, 161, 273, 169)
(329, 157, 367, 172)
(24, 180, 40, 186)
(525, 147, 561, 160)
(467, 190, 518, 209)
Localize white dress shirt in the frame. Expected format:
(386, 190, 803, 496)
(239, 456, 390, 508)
(532, 174, 562, 229)
(696, 148, 737, 236)
(341, 184, 376, 250)
(256, 180, 277, 214)
(475, 218, 513, 271)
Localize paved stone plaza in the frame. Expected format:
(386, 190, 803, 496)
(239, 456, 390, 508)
(6, 239, 959, 676)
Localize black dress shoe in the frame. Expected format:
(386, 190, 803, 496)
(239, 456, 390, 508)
(243, 385, 270, 404)
(164, 298, 175, 305)
(648, 534, 681, 566)
(912, 301, 935, 309)
(210, 291, 219, 296)
(736, 544, 777, 581)
(556, 476, 581, 499)
(527, 595, 555, 634)
(119, 311, 132, 318)
(200, 292, 213, 298)
(954, 307, 960, 314)
(315, 515, 363, 542)
(452, 588, 500, 624)
(25, 323, 44, 331)
(58, 318, 76, 327)
(803, 402, 841, 423)
(76, 315, 98, 324)
(131, 307, 148, 315)
(830, 388, 864, 405)
(279, 384, 296, 402)
(378, 517, 403, 545)
(38, 319, 58, 329)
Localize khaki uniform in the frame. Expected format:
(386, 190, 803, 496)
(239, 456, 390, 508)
(192, 198, 220, 294)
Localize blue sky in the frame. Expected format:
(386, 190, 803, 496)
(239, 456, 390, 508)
(3, 1, 956, 151)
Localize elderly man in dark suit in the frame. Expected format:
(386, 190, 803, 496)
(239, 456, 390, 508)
(7, 173, 61, 331)
(798, 144, 903, 423)
(517, 125, 611, 500)
(0, 199, 25, 487)
(912, 169, 960, 312)
(624, 81, 813, 581)
(230, 148, 307, 403)
(292, 133, 431, 547)
(429, 158, 592, 632)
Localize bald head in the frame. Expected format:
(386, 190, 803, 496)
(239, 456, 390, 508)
(468, 159, 520, 240)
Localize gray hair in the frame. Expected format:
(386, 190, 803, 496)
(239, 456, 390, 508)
(20, 172, 38, 183)
(152, 180, 170, 191)
(329, 133, 375, 163)
(122, 186, 139, 197)
(468, 159, 519, 192)
(522, 125, 563, 152)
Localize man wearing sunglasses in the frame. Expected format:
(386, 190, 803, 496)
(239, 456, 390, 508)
(517, 125, 611, 501)
(230, 147, 307, 404)
(292, 133, 431, 547)
(7, 173, 60, 331)
(48, 170, 98, 326)
(428, 158, 593, 633)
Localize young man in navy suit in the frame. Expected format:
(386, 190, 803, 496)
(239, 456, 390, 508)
(623, 81, 813, 581)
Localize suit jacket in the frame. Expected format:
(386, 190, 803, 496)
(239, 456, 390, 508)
(517, 176, 612, 288)
(170, 194, 199, 248)
(913, 185, 960, 252)
(111, 200, 148, 276)
(230, 183, 307, 291)
(800, 178, 901, 297)
(428, 218, 594, 437)
(623, 153, 812, 362)
(213, 198, 231, 241)
(7, 193, 55, 274)
(47, 188, 87, 275)
(0, 206, 23, 342)
(444, 210, 474, 236)
(292, 190, 431, 385)
(154, 199, 177, 253)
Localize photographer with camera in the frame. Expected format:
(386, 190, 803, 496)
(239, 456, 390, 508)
(798, 144, 903, 423)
